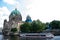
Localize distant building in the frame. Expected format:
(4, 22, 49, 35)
(2, 8, 32, 35)
(25, 15, 32, 23)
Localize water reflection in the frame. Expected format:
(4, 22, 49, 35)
(2, 35, 53, 40)
(2, 35, 20, 40)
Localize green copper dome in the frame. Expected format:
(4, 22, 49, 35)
(10, 8, 21, 16)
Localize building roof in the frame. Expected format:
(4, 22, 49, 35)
(25, 15, 32, 22)
(10, 8, 21, 16)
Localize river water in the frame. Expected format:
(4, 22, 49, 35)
(0, 35, 60, 40)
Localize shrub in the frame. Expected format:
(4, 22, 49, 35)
(11, 28, 17, 33)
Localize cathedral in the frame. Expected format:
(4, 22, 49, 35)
(2, 8, 32, 35)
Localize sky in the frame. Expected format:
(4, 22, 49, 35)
(0, 0, 60, 28)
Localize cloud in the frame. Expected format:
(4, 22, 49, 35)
(2, 0, 60, 23)
(3, 0, 17, 5)
(0, 7, 10, 28)
(25, 0, 60, 22)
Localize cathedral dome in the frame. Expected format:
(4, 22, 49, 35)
(10, 8, 21, 16)
(25, 15, 32, 22)
(9, 8, 22, 21)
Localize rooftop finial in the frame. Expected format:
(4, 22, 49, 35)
(15, 8, 17, 10)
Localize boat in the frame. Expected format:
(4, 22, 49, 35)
(20, 33, 54, 38)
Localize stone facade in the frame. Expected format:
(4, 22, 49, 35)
(2, 8, 23, 35)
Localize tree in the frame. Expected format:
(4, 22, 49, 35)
(31, 20, 46, 32)
(49, 20, 60, 29)
(20, 22, 31, 33)
(45, 22, 50, 29)
(31, 20, 38, 32)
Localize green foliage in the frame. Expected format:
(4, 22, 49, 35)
(45, 22, 50, 29)
(49, 20, 60, 29)
(20, 19, 46, 33)
(11, 28, 17, 33)
(20, 22, 31, 33)
(31, 20, 38, 32)
(36, 20, 46, 32)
